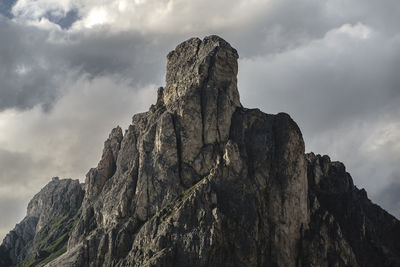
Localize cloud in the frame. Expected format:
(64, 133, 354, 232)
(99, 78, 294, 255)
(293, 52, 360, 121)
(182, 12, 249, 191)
(239, 23, 400, 135)
(0, 0, 17, 18)
(11, 0, 77, 22)
(376, 179, 400, 219)
(71, 0, 272, 33)
(0, 148, 53, 240)
(0, 17, 61, 111)
(0, 195, 28, 242)
(307, 115, 400, 197)
(0, 16, 174, 111)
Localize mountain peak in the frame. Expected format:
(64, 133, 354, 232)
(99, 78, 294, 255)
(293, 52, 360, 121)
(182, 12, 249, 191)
(2, 36, 400, 267)
(160, 36, 241, 162)
(164, 35, 240, 108)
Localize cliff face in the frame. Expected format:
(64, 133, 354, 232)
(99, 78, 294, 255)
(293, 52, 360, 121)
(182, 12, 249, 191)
(0, 177, 84, 266)
(303, 153, 400, 267)
(59, 35, 308, 267)
(1, 36, 400, 267)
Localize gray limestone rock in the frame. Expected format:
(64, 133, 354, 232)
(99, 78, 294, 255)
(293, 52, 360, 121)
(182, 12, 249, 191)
(2, 36, 400, 267)
(53, 35, 309, 267)
(303, 153, 400, 267)
(0, 178, 84, 266)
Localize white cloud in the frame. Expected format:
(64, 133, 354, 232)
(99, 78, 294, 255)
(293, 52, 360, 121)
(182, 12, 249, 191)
(12, 0, 274, 33)
(15, 64, 31, 75)
(363, 122, 400, 153)
(336, 23, 372, 39)
(84, 6, 111, 28)
(12, 0, 76, 20)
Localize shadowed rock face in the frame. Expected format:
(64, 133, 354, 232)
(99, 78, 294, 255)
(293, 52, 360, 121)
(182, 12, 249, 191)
(303, 153, 400, 267)
(1, 36, 400, 267)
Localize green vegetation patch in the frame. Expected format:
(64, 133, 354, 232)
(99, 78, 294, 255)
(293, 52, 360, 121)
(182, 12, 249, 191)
(19, 211, 78, 267)
(20, 244, 67, 267)
(39, 245, 67, 266)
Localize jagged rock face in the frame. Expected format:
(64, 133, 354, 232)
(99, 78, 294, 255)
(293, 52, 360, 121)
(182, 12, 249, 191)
(85, 126, 123, 198)
(56, 36, 308, 267)
(304, 153, 400, 267)
(27, 177, 84, 233)
(0, 245, 12, 267)
(3, 36, 400, 267)
(0, 178, 84, 266)
(164, 36, 241, 161)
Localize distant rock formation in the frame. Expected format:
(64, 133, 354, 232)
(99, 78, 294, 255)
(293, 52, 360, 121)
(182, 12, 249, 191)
(1, 178, 84, 266)
(304, 153, 400, 266)
(1, 36, 399, 267)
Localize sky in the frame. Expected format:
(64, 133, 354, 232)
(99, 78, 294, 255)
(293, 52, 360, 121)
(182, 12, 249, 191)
(0, 0, 399, 241)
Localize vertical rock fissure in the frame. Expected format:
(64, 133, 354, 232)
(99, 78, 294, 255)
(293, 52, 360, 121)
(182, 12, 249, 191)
(85, 239, 90, 265)
(145, 160, 150, 220)
(200, 83, 206, 145)
(272, 117, 287, 220)
(130, 131, 140, 217)
(130, 159, 139, 214)
(267, 118, 279, 266)
(191, 40, 201, 73)
(201, 45, 220, 145)
(171, 113, 183, 185)
(296, 224, 305, 267)
(216, 86, 222, 142)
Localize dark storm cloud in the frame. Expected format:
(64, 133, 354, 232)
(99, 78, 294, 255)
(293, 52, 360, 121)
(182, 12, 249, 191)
(0, 0, 372, 113)
(219, 0, 400, 60)
(0, 17, 60, 111)
(44, 8, 80, 29)
(376, 178, 400, 219)
(0, 16, 175, 111)
(55, 31, 172, 84)
(239, 31, 400, 137)
(0, 0, 17, 18)
(221, 0, 339, 57)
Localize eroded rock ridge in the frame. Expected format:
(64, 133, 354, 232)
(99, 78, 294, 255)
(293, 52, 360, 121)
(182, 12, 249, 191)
(1, 178, 84, 266)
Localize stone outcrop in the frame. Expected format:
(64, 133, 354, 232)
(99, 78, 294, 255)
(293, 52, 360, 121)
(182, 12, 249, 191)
(302, 153, 400, 267)
(1, 36, 400, 267)
(0, 178, 84, 266)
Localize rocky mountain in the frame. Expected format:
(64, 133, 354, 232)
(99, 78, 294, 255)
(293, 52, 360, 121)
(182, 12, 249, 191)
(0, 177, 84, 266)
(1, 35, 400, 267)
